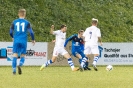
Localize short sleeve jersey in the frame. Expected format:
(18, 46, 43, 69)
(11, 18, 31, 43)
(83, 26, 101, 45)
(53, 30, 66, 47)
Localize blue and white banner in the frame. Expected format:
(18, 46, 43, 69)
(0, 42, 47, 66)
(98, 43, 133, 65)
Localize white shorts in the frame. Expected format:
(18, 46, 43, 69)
(53, 47, 68, 56)
(84, 44, 99, 55)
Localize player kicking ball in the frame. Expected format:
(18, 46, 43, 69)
(40, 25, 79, 71)
(10, 9, 35, 75)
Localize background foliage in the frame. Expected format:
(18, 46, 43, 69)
(0, 0, 133, 42)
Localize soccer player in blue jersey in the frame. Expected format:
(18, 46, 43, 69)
(64, 30, 91, 71)
(10, 9, 35, 75)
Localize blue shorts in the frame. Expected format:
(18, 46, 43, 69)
(13, 42, 27, 54)
(72, 49, 86, 58)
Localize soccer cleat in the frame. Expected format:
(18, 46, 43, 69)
(40, 65, 45, 71)
(93, 64, 98, 71)
(72, 67, 79, 72)
(84, 67, 91, 70)
(18, 66, 22, 75)
(79, 66, 84, 72)
(13, 72, 16, 75)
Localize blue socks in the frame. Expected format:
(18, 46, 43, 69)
(12, 57, 17, 73)
(19, 57, 25, 66)
(12, 57, 25, 73)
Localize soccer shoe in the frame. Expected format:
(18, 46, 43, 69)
(92, 64, 98, 71)
(84, 67, 91, 70)
(40, 65, 45, 71)
(72, 67, 79, 72)
(18, 66, 22, 75)
(79, 66, 84, 72)
(13, 72, 16, 75)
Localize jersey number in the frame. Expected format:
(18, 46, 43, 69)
(16, 22, 25, 32)
(89, 32, 92, 39)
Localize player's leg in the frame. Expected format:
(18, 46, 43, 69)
(17, 43, 27, 74)
(63, 53, 79, 71)
(62, 49, 78, 71)
(79, 46, 90, 71)
(12, 53, 18, 74)
(40, 47, 58, 71)
(73, 49, 90, 70)
(12, 42, 19, 74)
(92, 46, 99, 71)
(75, 53, 82, 64)
(40, 56, 57, 71)
(17, 54, 25, 75)
(72, 50, 82, 65)
(79, 51, 91, 70)
(19, 54, 25, 67)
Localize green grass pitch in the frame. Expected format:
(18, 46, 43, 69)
(0, 66, 133, 88)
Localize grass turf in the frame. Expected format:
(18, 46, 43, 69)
(0, 66, 133, 88)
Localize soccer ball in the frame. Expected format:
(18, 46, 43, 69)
(106, 65, 113, 71)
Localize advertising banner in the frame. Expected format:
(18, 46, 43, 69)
(48, 42, 133, 66)
(98, 43, 133, 65)
(0, 42, 47, 66)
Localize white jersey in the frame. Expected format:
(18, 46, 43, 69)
(53, 30, 66, 47)
(83, 26, 101, 45)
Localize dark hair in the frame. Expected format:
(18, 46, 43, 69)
(60, 25, 66, 29)
(78, 29, 84, 34)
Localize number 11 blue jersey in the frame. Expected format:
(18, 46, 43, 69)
(10, 18, 34, 43)
(10, 18, 34, 54)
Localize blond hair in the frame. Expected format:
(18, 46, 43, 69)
(18, 9, 26, 16)
(92, 18, 98, 25)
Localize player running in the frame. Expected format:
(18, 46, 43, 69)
(9, 9, 35, 75)
(83, 18, 102, 71)
(40, 25, 79, 71)
(64, 30, 91, 70)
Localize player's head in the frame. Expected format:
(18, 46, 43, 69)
(78, 29, 84, 37)
(60, 25, 67, 32)
(92, 18, 98, 26)
(18, 9, 26, 18)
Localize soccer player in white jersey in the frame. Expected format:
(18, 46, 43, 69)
(40, 25, 79, 71)
(83, 18, 102, 71)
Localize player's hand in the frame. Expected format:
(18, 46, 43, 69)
(32, 40, 35, 46)
(100, 42, 103, 46)
(51, 25, 54, 30)
(52, 40, 56, 43)
(12, 38, 14, 41)
(50, 25, 54, 34)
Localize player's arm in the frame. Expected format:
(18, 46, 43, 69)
(64, 35, 74, 47)
(50, 25, 54, 34)
(80, 42, 84, 51)
(27, 23, 35, 45)
(98, 37, 102, 46)
(9, 23, 14, 40)
(97, 29, 102, 46)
